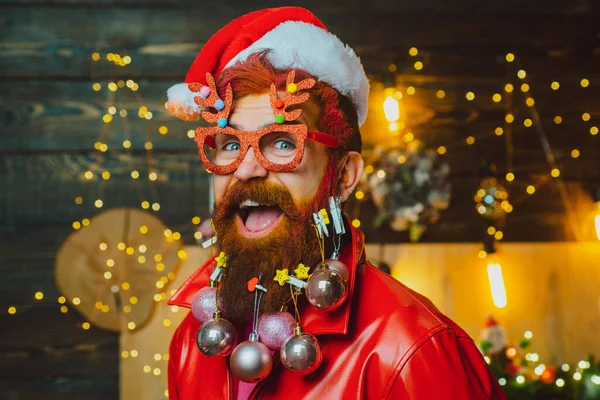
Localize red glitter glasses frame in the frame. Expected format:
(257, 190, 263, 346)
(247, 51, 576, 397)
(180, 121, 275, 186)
(189, 71, 346, 175)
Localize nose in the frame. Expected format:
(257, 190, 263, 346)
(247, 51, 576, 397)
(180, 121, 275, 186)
(234, 146, 268, 181)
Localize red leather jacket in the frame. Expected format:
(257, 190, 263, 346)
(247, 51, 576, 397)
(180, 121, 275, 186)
(168, 225, 506, 399)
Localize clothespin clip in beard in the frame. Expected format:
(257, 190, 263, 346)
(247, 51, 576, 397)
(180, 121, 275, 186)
(329, 196, 346, 236)
(274, 267, 308, 290)
(312, 208, 330, 239)
(202, 219, 218, 248)
(209, 251, 228, 282)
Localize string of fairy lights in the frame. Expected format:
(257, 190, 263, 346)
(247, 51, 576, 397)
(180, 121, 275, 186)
(4, 46, 599, 396)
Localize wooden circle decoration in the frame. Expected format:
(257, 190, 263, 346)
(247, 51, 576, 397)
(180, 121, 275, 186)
(55, 208, 183, 332)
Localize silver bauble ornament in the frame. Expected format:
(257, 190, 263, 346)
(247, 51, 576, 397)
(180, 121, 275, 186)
(305, 264, 348, 311)
(280, 327, 323, 375)
(324, 258, 349, 281)
(196, 314, 237, 357)
(191, 286, 216, 324)
(257, 311, 295, 350)
(229, 336, 273, 382)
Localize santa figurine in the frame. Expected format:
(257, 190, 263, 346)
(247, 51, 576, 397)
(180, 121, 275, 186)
(480, 314, 508, 355)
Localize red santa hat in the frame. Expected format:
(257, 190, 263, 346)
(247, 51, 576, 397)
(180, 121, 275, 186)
(167, 6, 369, 126)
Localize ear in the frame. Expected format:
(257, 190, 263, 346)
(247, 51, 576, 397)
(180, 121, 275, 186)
(336, 151, 364, 202)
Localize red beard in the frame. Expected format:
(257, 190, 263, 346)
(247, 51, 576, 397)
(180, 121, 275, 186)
(212, 178, 333, 324)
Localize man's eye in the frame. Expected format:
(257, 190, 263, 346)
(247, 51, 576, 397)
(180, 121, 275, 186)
(273, 140, 295, 150)
(223, 142, 240, 151)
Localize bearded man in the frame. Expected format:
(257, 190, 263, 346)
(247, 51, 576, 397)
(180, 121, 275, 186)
(166, 6, 506, 400)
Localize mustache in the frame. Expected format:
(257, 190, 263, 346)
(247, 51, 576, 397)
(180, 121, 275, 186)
(213, 180, 303, 221)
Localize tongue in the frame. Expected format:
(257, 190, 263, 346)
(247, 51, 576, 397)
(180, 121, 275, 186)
(244, 207, 282, 232)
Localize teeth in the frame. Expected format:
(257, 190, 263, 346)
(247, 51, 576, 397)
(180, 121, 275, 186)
(239, 199, 261, 208)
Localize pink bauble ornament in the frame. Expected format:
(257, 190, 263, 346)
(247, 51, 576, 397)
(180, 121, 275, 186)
(230, 338, 273, 382)
(324, 258, 349, 281)
(305, 264, 348, 311)
(280, 327, 323, 375)
(257, 312, 295, 350)
(191, 286, 216, 324)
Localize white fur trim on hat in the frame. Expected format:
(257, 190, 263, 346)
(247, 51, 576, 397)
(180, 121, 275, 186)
(166, 83, 206, 121)
(225, 21, 370, 126)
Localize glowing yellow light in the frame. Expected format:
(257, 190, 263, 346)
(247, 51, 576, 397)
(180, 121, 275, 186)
(121, 351, 129, 359)
(99, 143, 108, 152)
(153, 368, 161, 376)
(551, 168, 560, 178)
(409, 47, 418, 56)
(156, 263, 165, 272)
(492, 93, 502, 103)
(186, 129, 195, 139)
(178, 250, 187, 260)
(34, 291, 44, 300)
(580, 78, 589, 88)
(101, 171, 110, 180)
(556, 378, 565, 387)
(106, 259, 114, 267)
(154, 353, 162, 361)
(504, 84, 513, 93)
(117, 242, 126, 251)
(137, 256, 145, 264)
(466, 136, 475, 145)
(487, 227, 496, 235)
(149, 172, 158, 181)
(123, 305, 131, 313)
(154, 293, 162, 302)
(517, 70, 526, 79)
(478, 250, 487, 259)
(383, 95, 400, 122)
(571, 149, 580, 158)
(505, 114, 514, 123)
(574, 372, 582, 381)
(122, 140, 131, 149)
(388, 121, 399, 132)
(521, 83, 529, 92)
(594, 206, 600, 241)
(477, 205, 486, 214)
(437, 146, 447, 155)
(190, 216, 201, 226)
(403, 132, 414, 142)
(163, 319, 172, 327)
(75, 196, 83, 205)
(351, 219, 361, 228)
(506, 172, 515, 182)
(495, 127, 504, 136)
(406, 86, 416, 95)
(138, 226, 148, 235)
(123, 56, 131, 64)
(72, 221, 81, 230)
(82, 322, 91, 330)
(119, 109, 127, 117)
(60, 305, 68, 313)
(156, 281, 165, 289)
(84, 171, 93, 180)
(8, 306, 16, 315)
(194, 231, 202, 240)
(495, 231, 504, 240)
(436, 90, 446, 99)
(154, 254, 162, 262)
(526, 98, 535, 107)
(92, 83, 101, 91)
(58, 296, 66, 304)
(524, 118, 533, 127)
(128, 322, 136, 330)
(126, 247, 134, 255)
(527, 185, 536, 194)
(414, 61, 423, 70)
(145, 142, 153, 150)
(141, 201, 149, 209)
(582, 112, 591, 121)
(388, 63, 397, 72)
(131, 83, 139, 91)
(505, 53, 515, 62)
(376, 170, 386, 179)
(487, 261, 507, 308)
(152, 203, 160, 211)
(131, 170, 140, 179)
(104, 271, 112, 280)
(159, 126, 168, 135)
(551, 81, 560, 90)
(554, 116, 562, 124)
(591, 126, 599, 135)
(72, 297, 81, 305)
(145, 111, 153, 120)
(143, 365, 151, 373)
(465, 92, 475, 101)
(122, 282, 130, 290)
(171, 306, 180, 313)
(94, 199, 103, 208)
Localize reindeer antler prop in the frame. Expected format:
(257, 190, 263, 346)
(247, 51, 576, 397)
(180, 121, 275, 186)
(269, 70, 316, 123)
(189, 73, 233, 128)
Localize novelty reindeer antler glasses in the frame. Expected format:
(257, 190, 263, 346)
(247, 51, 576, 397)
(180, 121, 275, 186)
(191, 70, 346, 175)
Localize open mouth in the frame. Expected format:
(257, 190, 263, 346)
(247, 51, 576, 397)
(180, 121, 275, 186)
(236, 199, 284, 237)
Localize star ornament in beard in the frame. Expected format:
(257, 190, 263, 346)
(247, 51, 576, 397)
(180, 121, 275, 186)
(211, 179, 326, 324)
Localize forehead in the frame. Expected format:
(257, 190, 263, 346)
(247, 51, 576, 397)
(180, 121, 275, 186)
(228, 92, 320, 131)
(228, 93, 275, 131)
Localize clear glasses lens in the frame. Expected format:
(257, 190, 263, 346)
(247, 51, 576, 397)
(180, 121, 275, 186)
(258, 131, 299, 165)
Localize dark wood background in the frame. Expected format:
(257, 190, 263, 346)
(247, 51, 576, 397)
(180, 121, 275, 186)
(1, 0, 599, 398)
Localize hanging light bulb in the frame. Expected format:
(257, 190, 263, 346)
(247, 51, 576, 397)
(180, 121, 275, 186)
(383, 89, 400, 123)
(487, 259, 507, 308)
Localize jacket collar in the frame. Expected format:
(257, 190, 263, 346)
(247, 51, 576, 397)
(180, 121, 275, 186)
(168, 218, 365, 336)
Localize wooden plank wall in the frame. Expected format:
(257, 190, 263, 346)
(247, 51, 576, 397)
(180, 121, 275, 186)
(0, 0, 599, 398)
